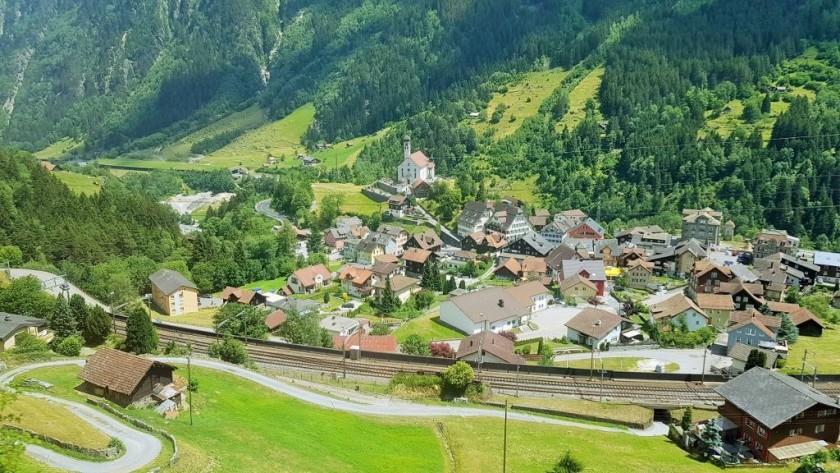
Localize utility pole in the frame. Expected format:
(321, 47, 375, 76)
(515, 364, 520, 398)
(503, 398, 509, 473)
(589, 339, 596, 381)
(599, 357, 605, 402)
(701, 344, 709, 384)
(800, 349, 810, 382)
(342, 337, 347, 379)
(478, 313, 486, 378)
(187, 354, 194, 426)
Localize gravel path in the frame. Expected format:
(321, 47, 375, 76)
(0, 360, 162, 473)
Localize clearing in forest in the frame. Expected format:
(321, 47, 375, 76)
(556, 67, 605, 132)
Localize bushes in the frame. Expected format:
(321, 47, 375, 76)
(429, 342, 455, 358)
(208, 336, 250, 365)
(53, 335, 83, 356)
(388, 372, 442, 399)
(442, 361, 475, 397)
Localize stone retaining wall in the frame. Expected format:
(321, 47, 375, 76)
(2, 424, 119, 458)
(483, 402, 652, 430)
(85, 399, 179, 469)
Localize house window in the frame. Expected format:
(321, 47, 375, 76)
(818, 409, 837, 418)
(755, 442, 763, 452)
(795, 412, 805, 420)
(815, 424, 825, 434)
(746, 328, 756, 336)
(789, 428, 802, 437)
(746, 419, 756, 429)
(757, 426, 767, 437)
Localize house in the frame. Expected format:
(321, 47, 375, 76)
(727, 343, 780, 372)
(486, 203, 533, 242)
(373, 275, 420, 304)
(528, 210, 551, 231)
(286, 264, 332, 295)
(520, 257, 548, 282)
(398, 136, 435, 185)
(540, 220, 576, 245)
(78, 347, 176, 407)
(729, 263, 759, 283)
(814, 250, 840, 284)
(0, 313, 52, 351)
(695, 293, 736, 329)
(647, 239, 708, 276)
(220, 287, 266, 307)
(149, 269, 199, 315)
(545, 244, 588, 274)
(275, 298, 320, 315)
(338, 266, 379, 299)
(457, 201, 495, 237)
(616, 225, 672, 248)
(559, 274, 597, 301)
(754, 229, 800, 260)
(557, 209, 588, 219)
(456, 331, 525, 365)
(565, 308, 623, 349)
(717, 280, 766, 311)
(625, 260, 654, 290)
(39, 160, 58, 172)
(264, 309, 287, 331)
(617, 247, 647, 267)
(449, 250, 479, 268)
(754, 253, 819, 287)
(371, 261, 403, 279)
(507, 231, 554, 257)
(648, 294, 709, 331)
(594, 240, 621, 266)
(411, 178, 432, 198)
(377, 225, 409, 252)
(766, 302, 825, 337)
(715, 368, 840, 463)
(356, 233, 397, 265)
(559, 260, 607, 296)
(402, 247, 433, 277)
(387, 194, 409, 218)
(726, 311, 779, 353)
(319, 315, 362, 337)
(462, 231, 508, 254)
(493, 257, 522, 281)
(681, 208, 723, 246)
(439, 281, 550, 334)
(565, 218, 606, 240)
(333, 334, 398, 353)
(688, 260, 734, 295)
(406, 229, 443, 252)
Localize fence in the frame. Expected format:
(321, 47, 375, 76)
(2, 424, 120, 458)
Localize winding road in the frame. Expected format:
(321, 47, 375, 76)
(0, 360, 162, 473)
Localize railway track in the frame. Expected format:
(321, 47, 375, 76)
(113, 318, 840, 404)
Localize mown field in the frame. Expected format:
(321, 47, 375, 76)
(52, 171, 103, 195)
(311, 182, 381, 215)
(17, 364, 741, 473)
(556, 66, 605, 132)
(158, 105, 267, 160)
(392, 311, 463, 342)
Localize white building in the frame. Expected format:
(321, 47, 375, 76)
(564, 308, 622, 349)
(439, 281, 550, 334)
(398, 136, 435, 184)
(319, 315, 362, 337)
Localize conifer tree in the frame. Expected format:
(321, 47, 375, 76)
(124, 305, 158, 354)
(50, 296, 78, 341)
(83, 306, 112, 345)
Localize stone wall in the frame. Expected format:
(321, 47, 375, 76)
(2, 424, 119, 458)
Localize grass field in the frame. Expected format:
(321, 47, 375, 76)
(19, 364, 770, 473)
(312, 128, 389, 169)
(242, 276, 288, 293)
(472, 68, 567, 139)
(560, 357, 680, 373)
(487, 175, 541, 206)
(392, 311, 463, 342)
(158, 105, 267, 160)
(155, 308, 219, 328)
(34, 138, 83, 160)
(556, 67, 605, 132)
(7, 395, 111, 449)
(781, 329, 840, 375)
(53, 170, 103, 195)
(491, 395, 653, 427)
(312, 182, 381, 215)
(97, 158, 226, 171)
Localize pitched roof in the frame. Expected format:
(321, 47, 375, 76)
(528, 215, 548, 228)
(388, 194, 407, 205)
(521, 257, 547, 274)
(402, 247, 432, 264)
(785, 306, 825, 328)
(682, 209, 721, 225)
(494, 257, 521, 276)
(728, 342, 780, 367)
(40, 161, 57, 171)
(558, 209, 588, 218)
(727, 312, 778, 339)
(409, 230, 443, 250)
(649, 294, 707, 321)
(79, 348, 175, 396)
(505, 281, 551, 308)
(265, 310, 287, 331)
(339, 266, 375, 285)
(373, 275, 419, 292)
(459, 201, 494, 226)
(714, 367, 839, 428)
(456, 331, 525, 364)
(565, 308, 622, 339)
(408, 150, 432, 168)
(220, 286, 260, 304)
(514, 232, 554, 256)
(692, 260, 732, 278)
(695, 293, 735, 311)
(814, 250, 840, 268)
(149, 269, 197, 296)
(446, 283, 548, 325)
(561, 260, 606, 282)
(334, 334, 398, 353)
(626, 259, 654, 272)
(0, 313, 48, 342)
(560, 274, 596, 292)
(374, 254, 400, 264)
(371, 261, 401, 276)
(292, 264, 332, 287)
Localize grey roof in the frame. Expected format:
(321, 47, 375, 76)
(728, 343, 780, 367)
(0, 313, 48, 342)
(561, 260, 606, 281)
(492, 203, 526, 231)
(714, 367, 839, 428)
(594, 239, 621, 254)
(729, 263, 758, 283)
(458, 201, 492, 226)
(513, 232, 555, 256)
(778, 252, 820, 272)
(277, 298, 319, 314)
(814, 251, 840, 268)
(149, 269, 196, 296)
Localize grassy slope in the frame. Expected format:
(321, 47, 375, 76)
(53, 170, 103, 195)
(782, 329, 840, 375)
(487, 175, 540, 206)
(561, 357, 680, 373)
(97, 158, 227, 171)
(159, 105, 267, 160)
(312, 182, 381, 215)
(472, 68, 567, 139)
(8, 395, 111, 449)
(20, 364, 740, 473)
(312, 128, 390, 169)
(33, 138, 82, 160)
(392, 310, 463, 342)
(556, 66, 605, 132)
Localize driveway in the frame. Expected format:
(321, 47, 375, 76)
(9, 269, 108, 309)
(519, 306, 582, 341)
(641, 287, 686, 307)
(554, 347, 730, 374)
(0, 360, 162, 473)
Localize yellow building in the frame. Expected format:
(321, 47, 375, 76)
(149, 269, 199, 315)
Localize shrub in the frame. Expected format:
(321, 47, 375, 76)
(54, 335, 83, 356)
(208, 336, 250, 365)
(10, 333, 50, 354)
(429, 342, 455, 358)
(187, 378, 199, 392)
(442, 361, 475, 397)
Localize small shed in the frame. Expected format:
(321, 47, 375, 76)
(79, 348, 176, 407)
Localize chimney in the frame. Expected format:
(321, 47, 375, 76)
(595, 320, 601, 326)
(4, 314, 10, 321)
(498, 299, 504, 307)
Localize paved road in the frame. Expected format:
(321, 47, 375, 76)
(255, 199, 286, 222)
(554, 348, 730, 374)
(0, 360, 162, 473)
(9, 268, 108, 309)
(413, 203, 460, 247)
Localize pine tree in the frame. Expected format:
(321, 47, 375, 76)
(458, 279, 466, 289)
(379, 277, 400, 315)
(50, 296, 78, 341)
(68, 294, 90, 328)
(421, 261, 435, 290)
(761, 93, 772, 115)
(431, 260, 442, 291)
(680, 406, 693, 430)
(777, 314, 799, 343)
(745, 349, 767, 371)
(700, 420, 722, 455)
(83, 306, 112, 345)
(125, 305, 158, 354)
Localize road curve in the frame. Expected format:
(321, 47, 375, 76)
(8, 268, 109, 310)
(254, 199, 286, 222)
(0, 360, 162, 473)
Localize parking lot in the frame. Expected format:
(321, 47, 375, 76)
(518, 305, 583, 341)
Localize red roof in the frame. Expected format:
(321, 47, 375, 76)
(333, 334, 398, 353)
(265, 310, 287, 331)
(408, 151, 433, 168)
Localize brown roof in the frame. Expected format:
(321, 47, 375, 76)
(649, 294, 707, 321)
(528, 215, 548, 228)
(521, 257, 547, 274)
(565, 308, 622, 339)
(292, 264, 332, 288)
(40, 161, 57, 171)
(221, 286, 259, 304)
(494, 257, 521, 276)
(506, 281, 551, 307)
(388, 194, 407, 205)
(408, 151, 432, 168)
(626, 259, 654, 272)
(560, 274, 596, 292)
(727, 313, 777, 339)
(469, 231, 509, 249)
(410, 230, 443, 250)
(766, 302, 801, 313)
(265, 310, 287, 331)
(79, 348, 175, 396)
(334, 334, 398, 353)
(402, 247, 432, 264)
(339, 266, 375, 285)
(728, 309, 782, 330)
(374, 254, 400, 264)
(371, 261, 401, 276)
(456, 331, 525, 365)
(695, 293, 735, 311)
(559, 209, 588, 218)
(766, 303, 825, 328)
(693, 259, 733, 278)
(447, 287, 531, 324)
(373, 275, 419, 292)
